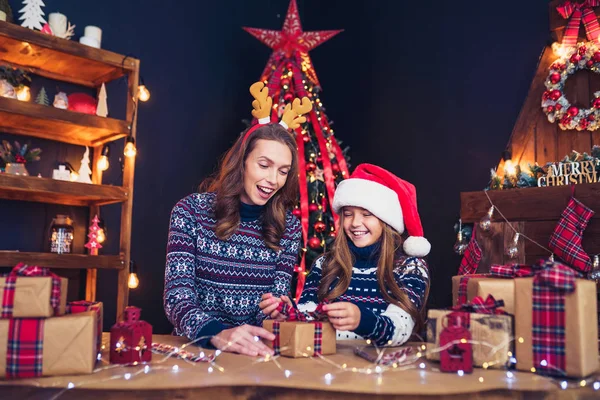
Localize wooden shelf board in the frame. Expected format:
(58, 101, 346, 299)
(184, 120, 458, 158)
(0, 252, 125, 270)
(0, 96, 129, 146)
(0, 21, 138, 87)
(0, 174, 128, 206)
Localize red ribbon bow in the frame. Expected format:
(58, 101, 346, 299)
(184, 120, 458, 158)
(556, 1, 600, 47)
(451, 294, 506, 315)
(1, 263, 62, 318)
(275, 300, 329, 322)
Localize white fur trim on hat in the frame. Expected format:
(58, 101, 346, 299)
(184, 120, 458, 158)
(332, 178, 404, 233)
(403, 236, 431, 257)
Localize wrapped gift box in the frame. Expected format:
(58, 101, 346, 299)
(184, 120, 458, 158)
(0, 311, 97, 379)
(452, 275, 515, 315)
(0, 276, 68, 318)
(514, 276, 598, 378)
(426, 309, 513, 368)
(67, 301, 103, 355)
(263, 320, 336, 358)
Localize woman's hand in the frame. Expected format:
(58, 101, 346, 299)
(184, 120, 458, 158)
(259, 293, 293, 321)
(209, 324, 275, 357)
(323, 302, 361, 331)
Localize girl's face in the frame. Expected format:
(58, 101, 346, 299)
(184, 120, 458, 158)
(342, 206, 384, 247)
(240, 139, 292, 206)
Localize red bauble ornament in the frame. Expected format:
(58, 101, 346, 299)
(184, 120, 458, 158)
(331, 163, 340, 174)
(286, 62, 294, 70)
(110, 307, 152, 365)
(580, 119, 589, 129)
(579, 45, 587, 55)
(281, 78, 291, 88)
(570, 54, 582, 63)
(306, 162, 317, 172)
(567, 106, 579, 116)
(292, 208, 301, 217)
(555, 103, 563, 110)
(593, 98, 600, 109)
(303, 134, 311, 143)
(587, 60, 595, 68)
(68, 93, 97, 115)
(546, 105, 555, 113)
(308, 203, 319, 212)
(561, 116, 572, 125)
(594, 52, 600, 62)
(543, 90, 551, 100)
(550, 90, 562, 101)
(284, 92, 294, 102)
(589, 114, 596, 121)
(550, 72, 561, 84)
(307, 237, 322, 249)
(314, 221, 326, 233)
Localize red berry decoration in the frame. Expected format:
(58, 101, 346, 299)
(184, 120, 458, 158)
(550, 90, 562, 101)
(308, 203, 319, 212)
(284, 92, 294, 102)
(593, 98, 600, 109)
(306, 162, 317, 172)
(314, 221, 326, 233)
(550, 72, 561, 84)
(547, 105, 555, 113)
(570, 54, 581, 63)
(308, 236, 322, 249)
(579, 45, 587, 55)
(292, 208, 302, 217)
(567, 106, 579, 116)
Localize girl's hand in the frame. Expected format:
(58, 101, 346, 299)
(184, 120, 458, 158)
(209, 324, 275, 357)
(259, 293, 292, 321)
(323, 302, 361, 331)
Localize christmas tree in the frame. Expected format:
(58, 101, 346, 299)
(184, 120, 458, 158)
(244, 0, 348, 299)
(85, 215, 103, 255)
(75, 146, 93, 183)
(35, 87, 49, 106)
(96, 83, 108, 117)
(19, 0, 46, 30)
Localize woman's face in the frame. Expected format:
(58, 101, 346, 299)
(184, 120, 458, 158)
(342, 206, 384, 247)
(240, 139, 292, 206)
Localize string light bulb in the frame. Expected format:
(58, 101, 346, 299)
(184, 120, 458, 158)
(453, 219, 468, 255)
(97, 145, 110, 171)
(137, 79, 150, 102)
(124, 136, 137, 158)
(97, 218, 106, 244)
(479, 206, 494, 232)
(506, 233, 520, 259)
(128, 260, 139, 289)
(16, 85, 30, 101)
(589, 254, 600, 281)
(502, 150, 516, 176)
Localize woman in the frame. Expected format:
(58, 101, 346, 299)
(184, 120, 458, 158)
(164, 82, 311, 356)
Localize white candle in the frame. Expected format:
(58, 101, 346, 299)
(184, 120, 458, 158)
(84, 26, 102, 45)
(49, 13, 67, 36)
(79, 36, 100, 49)
(0, 11, 6, 22)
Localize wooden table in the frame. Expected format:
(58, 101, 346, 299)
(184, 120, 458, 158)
(0, 334, 598, 399)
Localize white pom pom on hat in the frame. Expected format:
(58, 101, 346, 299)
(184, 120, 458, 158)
(332, 163, 431, 257)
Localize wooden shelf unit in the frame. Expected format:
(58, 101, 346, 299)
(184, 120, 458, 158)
(0, 20, 140, 320)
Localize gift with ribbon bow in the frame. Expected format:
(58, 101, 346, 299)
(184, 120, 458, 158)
(512, 260, 598, 378)
(452, 272, 516, 315)
(262, 301, 336, 358)
(67, 300, 104, 355)
(0, 263, 68, 318)
(556, 0, 600, 48)
(427, 295, 513, 368)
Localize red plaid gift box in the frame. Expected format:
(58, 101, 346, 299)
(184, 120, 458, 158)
(1, 263, 68, 318)
(263, 302, 336, 358)
(66, 301, 103, 356)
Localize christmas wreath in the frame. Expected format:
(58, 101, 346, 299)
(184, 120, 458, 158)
(542, 42, 600, 131)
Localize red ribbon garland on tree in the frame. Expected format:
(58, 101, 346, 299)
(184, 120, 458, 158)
(557, 0, 600, 47)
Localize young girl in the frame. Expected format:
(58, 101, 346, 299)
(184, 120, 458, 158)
(261, 163, 430, 346)
(164, 82, 311, 356)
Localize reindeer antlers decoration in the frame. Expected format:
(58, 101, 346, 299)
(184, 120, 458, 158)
(242, 82, 313, 145)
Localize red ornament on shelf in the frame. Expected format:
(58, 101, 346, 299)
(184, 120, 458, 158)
(550, 72, 561, 84)
(439, 313, 473, 374)
(550, 90, 561, 101)
(110, 306, 153, 365)
(546, 105, 555, 113)
(292, 208, 302, 217)
(570, 54, 581, 64)
(307, 236, 322, 249)
(567, 106, 579, 116)
(68, 93, 97, 115)
(314, 220, 326, 233)
(306, 162, 317, 172)
(308, 203, 319, 212)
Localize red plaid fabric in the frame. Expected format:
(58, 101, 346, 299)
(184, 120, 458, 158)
(452, 295, 506, 315)
(5, 318, 45, 379)
(557, 1, 600, 47)
(490, 263, 536, 278)
(272, 321, 281, 354)
(549, 197, 594, 274)
(1, 263, 62, 318)
(458, 231, 482, 275)
(532, 260, 577, 377)
(456, 274, 487, 305)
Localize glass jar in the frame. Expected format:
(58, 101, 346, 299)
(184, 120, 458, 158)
(50, 215, 74, 254)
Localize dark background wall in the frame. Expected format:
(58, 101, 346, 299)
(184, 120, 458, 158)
(0, 0, 549, 333)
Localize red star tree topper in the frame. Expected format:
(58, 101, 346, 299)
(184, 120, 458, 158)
(85, 215, 103, 255)
(243, 0, 350, 300)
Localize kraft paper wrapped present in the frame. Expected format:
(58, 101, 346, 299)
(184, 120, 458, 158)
(427, 297, 513, 368)
(510, 261, 599, 378)
(262, 302, 335, 358)
(0, 311, 97, 379)
(452, 275, 515, 315)
(0, 264, 68, 318)
(67, 301, 103, 355)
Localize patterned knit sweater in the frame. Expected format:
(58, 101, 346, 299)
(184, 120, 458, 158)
(298, 241, 429, 346)
(164, 192, 302, 346)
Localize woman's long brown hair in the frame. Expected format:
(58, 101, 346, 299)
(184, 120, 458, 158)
(317, 216, 430, 332)
(200, 124, 299, 251)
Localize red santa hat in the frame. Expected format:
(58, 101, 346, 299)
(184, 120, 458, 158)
(332, 163, 431, 257)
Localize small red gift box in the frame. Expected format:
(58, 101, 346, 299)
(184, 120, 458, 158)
(109, 306, 152, 364)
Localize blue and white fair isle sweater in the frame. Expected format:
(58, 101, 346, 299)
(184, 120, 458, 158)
(163, 192, 302, 346)
(298, 241, 429, 346)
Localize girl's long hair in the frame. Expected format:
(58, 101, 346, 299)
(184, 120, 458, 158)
(200, 124, 299, 251)
(317, 216, 429, 331)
